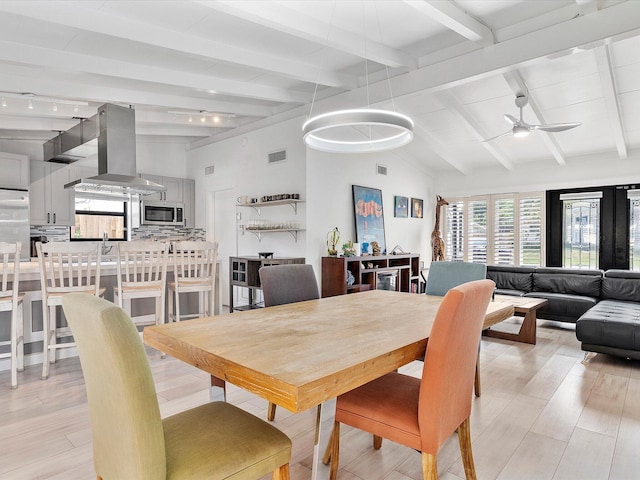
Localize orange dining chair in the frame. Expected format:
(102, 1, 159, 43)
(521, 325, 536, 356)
(259, 263, 319, 421)
(61, 292, 292, 480)
(325, 279, 495, 480)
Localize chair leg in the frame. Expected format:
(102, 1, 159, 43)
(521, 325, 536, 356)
(17, 303, 24, 372)
(41, 302, 50, 380)
(272, 463, 290, 480)
(373, 435, 383, 449)
(474, 352, 481, 397)
(10, 308, 18, 388)
(48, 305, 57, 364)
(167, 286, 175, 322)
(421, 452, 438, 480)
(329, 421, 340, 480)
(267, 401, 277, 421)
(458, 416, 477, 480)
(175, 288, 181, 322)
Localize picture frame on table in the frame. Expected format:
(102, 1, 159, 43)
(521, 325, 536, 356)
(411, 198, 424, 218)
(394, 196, 408, 218)
(352, 185, 386, 253)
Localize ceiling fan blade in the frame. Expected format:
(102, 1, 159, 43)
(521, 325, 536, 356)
(481, 130, 512, 142)
(533, 122, 582, 133)
(504, 113, 518, 125)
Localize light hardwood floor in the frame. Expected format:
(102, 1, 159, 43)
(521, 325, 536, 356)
(1, 317, 639, 480)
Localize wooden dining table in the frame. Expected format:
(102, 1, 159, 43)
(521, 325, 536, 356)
(144, 289, 514, 480)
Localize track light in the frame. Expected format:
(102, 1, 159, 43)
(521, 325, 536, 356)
(27, 100, 33, 110)
(1, 97, 6, 108)
(52, 103, 58, 112)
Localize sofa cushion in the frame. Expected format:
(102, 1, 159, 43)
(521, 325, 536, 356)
(524, 292, 597, 323)
(576, 300, 640, 352)
(601, 270, 640, 303)
(495, 288, 526, 297)
(532, 268, 602, 297)
(486, 266, 534, 293)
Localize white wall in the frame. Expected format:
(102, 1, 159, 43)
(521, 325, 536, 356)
(187, 115, 435, 297)
(306, 150, 434, 273)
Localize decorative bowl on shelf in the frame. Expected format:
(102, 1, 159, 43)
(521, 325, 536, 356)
(258, 252, 274, 259)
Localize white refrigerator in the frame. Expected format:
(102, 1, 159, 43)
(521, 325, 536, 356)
(0, 188, 30, 261)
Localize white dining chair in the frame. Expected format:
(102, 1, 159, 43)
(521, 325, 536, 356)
(0, 242, 24, 388)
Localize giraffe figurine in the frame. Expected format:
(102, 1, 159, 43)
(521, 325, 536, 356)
(432, 195, 449, 261)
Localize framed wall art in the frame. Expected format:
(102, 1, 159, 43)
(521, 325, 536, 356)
(394, 196, 408, 218)
(411, 197, 424, 218)
(352, 185, 386, 253)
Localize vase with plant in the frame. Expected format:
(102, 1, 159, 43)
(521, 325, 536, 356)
(327, 227, 340, 256)
(342, 240, 356, 256)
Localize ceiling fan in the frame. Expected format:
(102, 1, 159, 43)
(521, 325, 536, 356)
(482, 94, 581, 142)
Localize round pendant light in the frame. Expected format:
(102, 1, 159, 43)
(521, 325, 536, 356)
(303, 108, 414, 153)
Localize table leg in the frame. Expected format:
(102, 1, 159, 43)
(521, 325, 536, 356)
(210, 375, 226, 402)
(483, 310, 538, 345)
(311, 397, 336, 480)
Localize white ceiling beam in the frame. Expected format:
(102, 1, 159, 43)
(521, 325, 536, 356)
(0, 41, 308, 105)
(0, 2, 356, 89)
(502, 71, 567, 166)
(0, 72, 272, 118)
(576, 0, 599, 15)
(438, 91, 513, 170)
(136, 124, 217, 137)
(313, 1, 640, 117)
(0, 114, 77, 132)
(199, 0, 417, 69)
(593, 45, 627, 159)
(404, 0, 494, 45)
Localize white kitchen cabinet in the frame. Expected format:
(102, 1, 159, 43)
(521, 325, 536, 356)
(183, 178, 195, 228)
(0, 152, 29, 190)
(139, 174, 183, 202)
(30, 161, 75, 226)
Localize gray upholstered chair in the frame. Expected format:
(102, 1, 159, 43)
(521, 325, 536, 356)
(61, 292, 291, 480)
(259, 263, 319, 420)
(260, 264, 320, 308)
(425, 260, 488, 396)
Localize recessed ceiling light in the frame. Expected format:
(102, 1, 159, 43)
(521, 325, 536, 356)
(52, 103, 58, 112)
(1, 97, 6, 108)
(27, 100, 33, 110)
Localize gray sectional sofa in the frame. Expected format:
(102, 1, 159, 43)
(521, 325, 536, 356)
(486, 265, 640, 360)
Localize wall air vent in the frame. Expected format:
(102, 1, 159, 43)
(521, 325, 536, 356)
(268, 149, 287, 164)
(205, 165, 215, 175)
(377, 164, 388, 176)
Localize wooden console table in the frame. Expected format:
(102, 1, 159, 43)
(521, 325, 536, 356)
(229, 256, 305, 312)
(321, 254, 420, 297)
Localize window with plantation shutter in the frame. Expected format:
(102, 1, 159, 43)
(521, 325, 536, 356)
(494, 198, 515, 265)
(468, 200, 488, 263)
(442, 193, 544, 266)
(444, 200, 464, 261)
(520, 196, 542, 266)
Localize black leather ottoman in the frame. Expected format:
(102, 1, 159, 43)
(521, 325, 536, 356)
(576, 300, 640, 360)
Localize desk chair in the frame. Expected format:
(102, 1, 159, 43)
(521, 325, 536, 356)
(325, 279, 495, 480)
(167, 241, 218, 322)
(259, 264, 319, 421)
(114, 241, 168, 330)
(0, 242, 24, 388)
(425, 261, 488, 396)
(62, 293, 291, 480)
(36, 241, 102, 380)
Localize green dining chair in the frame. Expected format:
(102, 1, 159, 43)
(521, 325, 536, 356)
(61, 292, 292, 480)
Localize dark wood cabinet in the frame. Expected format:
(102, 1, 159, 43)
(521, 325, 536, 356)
(321, 254, 420, 297)
(229, 256, 305, 311)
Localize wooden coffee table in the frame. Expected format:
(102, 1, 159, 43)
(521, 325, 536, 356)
(482, 295, 548, 345)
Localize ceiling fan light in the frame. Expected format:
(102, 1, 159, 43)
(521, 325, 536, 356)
(513, 125, 530, 138)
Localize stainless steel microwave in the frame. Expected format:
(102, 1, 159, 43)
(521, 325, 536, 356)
(141, 201, 185, 226)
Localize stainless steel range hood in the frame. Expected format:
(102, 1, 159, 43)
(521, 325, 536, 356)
(48, 103, 166, 197)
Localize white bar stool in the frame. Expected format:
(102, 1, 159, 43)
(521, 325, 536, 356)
(168, 241, 218, 322)
(0, 242, 24, 388)
(36, 241, 102, 380)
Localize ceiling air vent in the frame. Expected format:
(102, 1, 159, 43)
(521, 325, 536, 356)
(377, 164, 388, 176)
(268, 149, 287, 164)
(205, 165, 215, 175)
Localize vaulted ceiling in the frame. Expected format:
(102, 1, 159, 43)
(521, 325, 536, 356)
(0, 0, 639, 175)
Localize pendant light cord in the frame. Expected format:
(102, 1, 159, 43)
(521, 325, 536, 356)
(308, 1, 337, 120)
